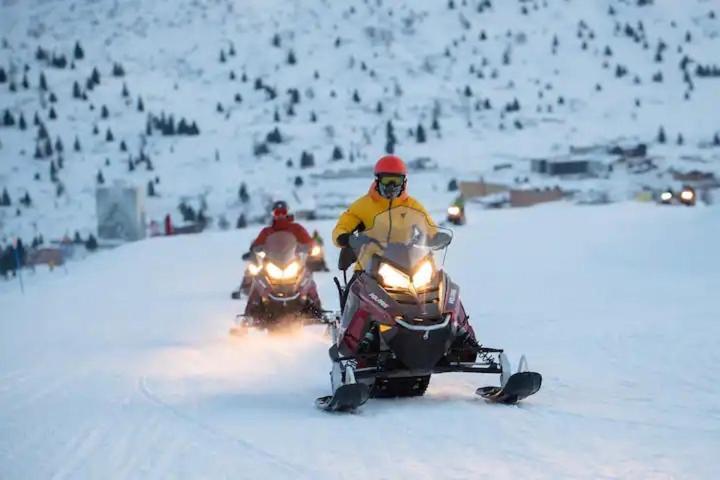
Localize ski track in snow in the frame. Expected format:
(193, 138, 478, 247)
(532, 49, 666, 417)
(137, 376, 317, 479)
(1, 204, 720, 479)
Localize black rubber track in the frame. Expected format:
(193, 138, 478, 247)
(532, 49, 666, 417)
(371, 375, 431, 398)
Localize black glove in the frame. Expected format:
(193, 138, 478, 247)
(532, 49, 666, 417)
(336, 233, 350, 247)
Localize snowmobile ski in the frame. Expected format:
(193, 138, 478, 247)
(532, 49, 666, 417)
(315, 383, 370, 412)
(476, 371, 542, 404)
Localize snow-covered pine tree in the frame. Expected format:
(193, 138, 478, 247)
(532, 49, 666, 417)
(416, 124, 426, 143)
(332, 146, 344, 160)
(74, 41, 84, 60)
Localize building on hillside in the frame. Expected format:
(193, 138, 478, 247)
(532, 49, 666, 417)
(531, 157, 609, 177)
(96, 183, 146, 242)
(26, 247, 64, 269)
(670, 170, 720, 205)
(671, 170, 719, 188)
(458, 180, 509, 199)
(510, 187, 565, 207)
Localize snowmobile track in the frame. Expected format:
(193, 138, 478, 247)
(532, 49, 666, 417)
(138, 376, 317, 478)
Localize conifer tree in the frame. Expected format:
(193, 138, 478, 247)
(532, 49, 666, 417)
(3, 109, 15, 126)
(239, 183, 249, 203)
(332, 146, 344, 160)
(1, 188, 11, 206)
(416, 124, 426, 143)
(74, 41, 84, 60)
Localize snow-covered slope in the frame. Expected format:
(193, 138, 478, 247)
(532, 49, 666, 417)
(2, 203, 719, 479)
(1, 0, 720, 241)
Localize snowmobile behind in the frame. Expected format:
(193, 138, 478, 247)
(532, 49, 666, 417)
(679, 186, 696, 206)
(231, 231, 323, 335)
(316, 206, 541, 411)
(657, 186, 696, 207)
(446, 205, 466, 226)
(307, 243, 330, 272)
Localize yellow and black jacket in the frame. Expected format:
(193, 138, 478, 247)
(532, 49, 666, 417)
(332, 183, 433, 248)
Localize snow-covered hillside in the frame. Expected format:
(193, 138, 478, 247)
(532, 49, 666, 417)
(1, 203, 719, 479)
(1, 0, 720, 242)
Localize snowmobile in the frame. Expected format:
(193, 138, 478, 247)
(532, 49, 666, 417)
(679, 186, 696, 206)
(316, 206, 541, 411)
(231, 231, 324, 335)
(446, 205, 466, 226)
(658, 189, 675, 205)
(306, 243, 330, 272)
(657, 186, 696, 207)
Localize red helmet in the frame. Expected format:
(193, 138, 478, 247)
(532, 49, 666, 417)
(272, 200, 289, 220)
(374, 155, 407, 199)
(374, 155, 407, 175)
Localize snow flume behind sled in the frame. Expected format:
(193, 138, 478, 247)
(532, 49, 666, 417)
(316, 206, 541, 412)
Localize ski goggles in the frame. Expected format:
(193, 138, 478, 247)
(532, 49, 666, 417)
(376, 175, 405, 199)
(377, 174, 405, 186)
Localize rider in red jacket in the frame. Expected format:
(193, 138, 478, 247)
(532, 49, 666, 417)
(251, 201, 313, 249)
(234, 201, 314, 299)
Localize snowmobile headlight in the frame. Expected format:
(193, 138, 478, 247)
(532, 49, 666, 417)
(266, 261, 300, 280)
(680, 189, 694, 201)
(247, 262, 262, 276)
(660, 191, 673, 201)
(447, 206, 461, 216)
(266, 262, 284, 279)
(378, 263, 411, 289)
(311, 245, 322, 257)
(412, 260, 434, 289)
(283, 261, 300, 278)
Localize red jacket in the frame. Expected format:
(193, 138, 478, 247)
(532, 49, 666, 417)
(251, 217, 313, 248)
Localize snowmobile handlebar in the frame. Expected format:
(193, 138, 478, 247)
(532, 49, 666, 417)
(348, 233, 381, 250)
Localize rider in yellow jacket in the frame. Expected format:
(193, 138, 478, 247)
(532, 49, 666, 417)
(333, 155, 434, 254)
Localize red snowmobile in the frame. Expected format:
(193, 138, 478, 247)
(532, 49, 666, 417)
(316, 206, 542, 411)
(231, 231, 323, 334)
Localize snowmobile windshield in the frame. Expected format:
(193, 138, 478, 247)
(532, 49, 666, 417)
(261, 231, 300, 266)
(352, 206, 452, 274)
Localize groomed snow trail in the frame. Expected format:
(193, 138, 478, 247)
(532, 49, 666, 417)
(2, 204, 719, 479)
